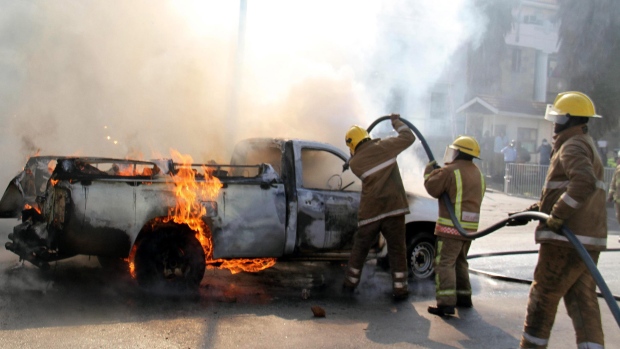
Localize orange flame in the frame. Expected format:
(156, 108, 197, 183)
(24, 203, 41, 214)
(126, 244, 137, 277)
(111, 163, 158, 177)
(128, 150, 276, 278)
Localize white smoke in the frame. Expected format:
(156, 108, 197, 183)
(0, 0, 486, 187)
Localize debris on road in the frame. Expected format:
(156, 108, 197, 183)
(311, 306, 325, 318)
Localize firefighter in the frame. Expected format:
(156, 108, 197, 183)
(608, 150, 620, 241)
(510, 91, 607, 349)
(423, 136, 485, 316)
(342, 113, 415, 300)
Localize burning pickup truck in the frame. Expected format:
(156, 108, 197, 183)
(0, 138, 438, 289)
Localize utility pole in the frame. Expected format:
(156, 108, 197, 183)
(228, 0, 247, 140)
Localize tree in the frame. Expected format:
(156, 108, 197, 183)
(556, 0, 620, 139)
(467, 0, 517, 97)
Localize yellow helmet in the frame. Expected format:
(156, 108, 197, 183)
(345, 125, 369, 154)
(545, 91, 602, 124)
(449, 136, 481, 158)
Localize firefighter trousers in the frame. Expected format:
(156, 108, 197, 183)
(434, 237, 472, 306)
(520, 243, 603, 349)
(344, 215, 407, 293)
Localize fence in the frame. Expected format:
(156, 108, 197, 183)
(504, 163, 616, 199)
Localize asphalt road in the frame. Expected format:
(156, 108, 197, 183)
(0, 190, 618, 349)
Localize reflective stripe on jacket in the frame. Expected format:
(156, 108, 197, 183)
(536, 125, 607, 251)
(349, 119, 415, 226)
(424, 159, 485, 241)
(609, 165, 620, 203)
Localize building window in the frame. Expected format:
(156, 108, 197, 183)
(523, 14, 543, 25)
(517, 127, 538, 153)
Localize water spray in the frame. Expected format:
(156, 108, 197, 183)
(366, 115, 620, 327)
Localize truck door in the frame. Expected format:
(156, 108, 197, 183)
(296, 146, 361, 251)
(212, 141, 287, 259)
(211, 181, 287, 259)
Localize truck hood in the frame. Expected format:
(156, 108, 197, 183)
(405, 191, 438, 223)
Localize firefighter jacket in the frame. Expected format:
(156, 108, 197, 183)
(609, 164, 620, 203)
(349, 119, 415, 226)
(536, 124, 607, 251)
(423, 160, 485, 241)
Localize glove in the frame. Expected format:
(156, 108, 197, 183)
(546, 216, 564, 234)
(424, 160, 440, 175)
(390, 113, 400, 121)
(506, 203, 540, 226)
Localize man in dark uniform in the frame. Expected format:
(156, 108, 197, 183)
(343, 113, 415, 300)
(423, 136, 485, 316)
(512, 91, 607, 349)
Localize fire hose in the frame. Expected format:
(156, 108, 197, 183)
(365, 115, 620, 327)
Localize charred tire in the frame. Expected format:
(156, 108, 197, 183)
(408, 232, 436, 279)
(134, 228, 206, 291)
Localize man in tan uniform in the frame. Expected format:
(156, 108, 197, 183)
(343, 113, 415, 300)
(513, 91, 607, 349)
(608, 151, 620, 240)
(423, 136, 485, 316)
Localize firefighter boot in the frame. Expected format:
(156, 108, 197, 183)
(456, 297, 473, 308)
(392, 271, 409, 301)
(427, 305, 456, 317)
(342, 266, 361, 294)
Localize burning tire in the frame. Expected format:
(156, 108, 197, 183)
(408, 232, 435, 279)
(133, 227, 206, 291)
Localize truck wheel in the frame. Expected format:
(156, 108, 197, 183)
(134, 229, 206, 291)
(408, 232, 436, 279)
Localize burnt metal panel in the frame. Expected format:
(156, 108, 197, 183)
(282, 140, 298, 255)
(404, 192, 439, 224)
(52, 179, 174, 256)
(295, 189, 360, 251)
(0, 156, 56, 217)
(324, 195, 358, 249)
(296, 189, 326, 251)
(292, 140, 362, 253)
(211, 183, 286, 258)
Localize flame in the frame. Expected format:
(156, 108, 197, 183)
(127, 150, 276, 278)
(126, 244, 138, 277)
(24, 203, 41, 214)
(96, 162, 161, 177)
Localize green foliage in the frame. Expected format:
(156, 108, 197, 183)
(467, 0, 518, 96)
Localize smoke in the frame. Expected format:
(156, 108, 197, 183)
(0, 0, 486, 186)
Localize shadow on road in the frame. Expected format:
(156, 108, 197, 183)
(0, 257, 505, 349)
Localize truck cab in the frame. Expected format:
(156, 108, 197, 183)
(227, 138, 438, 278)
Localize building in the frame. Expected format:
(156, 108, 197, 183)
(444, 0, 563, 165)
